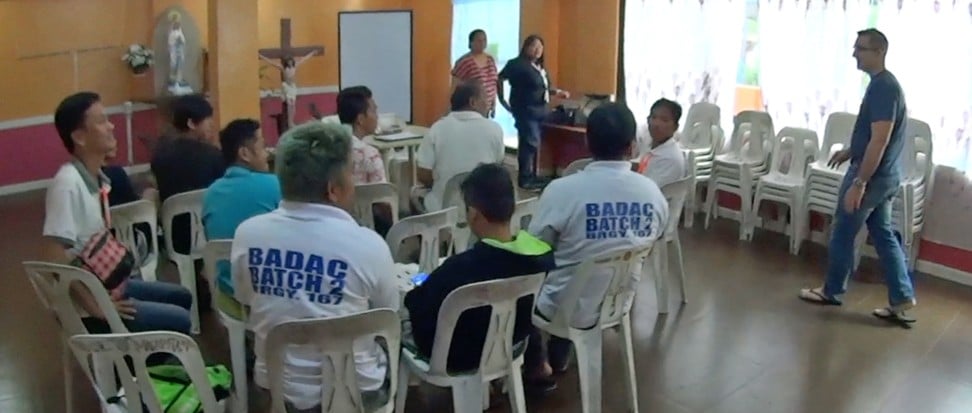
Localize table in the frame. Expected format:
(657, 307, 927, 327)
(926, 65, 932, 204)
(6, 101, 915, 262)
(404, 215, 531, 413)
(365, 125, 430, 185)
(539, 123, 591, 177)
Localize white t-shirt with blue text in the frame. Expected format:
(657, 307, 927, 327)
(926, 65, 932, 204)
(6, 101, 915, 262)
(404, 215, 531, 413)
(232, 201, 399, 410)
(529, 161, 669, 327)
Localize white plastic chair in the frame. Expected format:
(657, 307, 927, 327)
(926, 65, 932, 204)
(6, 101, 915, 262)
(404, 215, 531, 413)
(161, 189, 207, 334)
(749, 127, 819, 253)
(109, 200, 160, 281)
(441, 172, 472, 253)
(23, 261, 130, 413)
(69, 332, 224, 413)
(805, 112, 856, 199)
(385, 207, 458, 274)
(511, 197, 538, 233)
(395, 273, 545, 413)
(265, 309, 401, 413)
(653, 176, 691, 314)
(703, 111, 775, 240)
(678, 102, 725, 228)
(855, 119, 935, 269)
(353, 183, 400, 230)
(532, 245, 653, 413)
(202, 240, 248, 413)
(562, 157, 593, 177)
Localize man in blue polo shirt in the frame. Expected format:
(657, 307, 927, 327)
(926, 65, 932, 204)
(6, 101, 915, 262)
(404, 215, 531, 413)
(203, 118, 281, 317)
(799, 29, 916, 324)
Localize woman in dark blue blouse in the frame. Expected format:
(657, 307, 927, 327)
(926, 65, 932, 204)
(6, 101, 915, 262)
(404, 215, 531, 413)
(497, 34, 570, 189)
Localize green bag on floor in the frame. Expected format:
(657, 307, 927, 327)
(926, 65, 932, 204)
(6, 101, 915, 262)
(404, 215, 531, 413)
(144, 364, 232, 413)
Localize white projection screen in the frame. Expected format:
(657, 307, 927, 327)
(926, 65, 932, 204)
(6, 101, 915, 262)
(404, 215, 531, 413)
(338, 10, 413, 123)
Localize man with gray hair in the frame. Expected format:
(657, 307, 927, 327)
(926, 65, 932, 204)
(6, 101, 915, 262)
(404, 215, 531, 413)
(413, 79, 506, 212)
(232, 122, 399, 411)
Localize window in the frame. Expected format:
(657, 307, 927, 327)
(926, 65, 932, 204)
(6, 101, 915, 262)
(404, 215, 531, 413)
(451, 0, 520, 138)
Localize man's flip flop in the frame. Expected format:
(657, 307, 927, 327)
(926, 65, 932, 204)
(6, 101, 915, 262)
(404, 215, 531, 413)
(798, 288, 842, 306)
(873, 307, 917, 329)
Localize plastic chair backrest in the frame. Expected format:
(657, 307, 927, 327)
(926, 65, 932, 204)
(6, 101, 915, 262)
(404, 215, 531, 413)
(352, 183, 400, 230)
(770, 127, 819, 178)
(660, 176, 691, 241)
(680, 102, 721, 151)
(901, 118, 933, 180)
(545, 245, 653, 330)
(511, 197, 538, 233)
(819, 112, 857, 161)
(109, 199, 159, 280)
(228, 240, 256, 306)
(264, 309, 401, 413)
(427, 273, 544, 377)
(563, 158, 593, 176)
(161, 189, 207, 258)
(22, 261, 129, 336)
(321, 115, 341, 125)
(385, 207, 458, 273)
(69, 332, 221, 413)
(441, 172, 471, 221)
(201, 239, 237, 308)
(732, 111, 776, 163)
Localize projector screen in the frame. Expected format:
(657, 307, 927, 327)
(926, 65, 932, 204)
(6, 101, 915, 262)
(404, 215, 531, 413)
(338, 10, 413, 123)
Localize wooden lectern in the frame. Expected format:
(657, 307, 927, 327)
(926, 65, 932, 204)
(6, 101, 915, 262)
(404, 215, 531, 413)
(538, 123, 591, 177)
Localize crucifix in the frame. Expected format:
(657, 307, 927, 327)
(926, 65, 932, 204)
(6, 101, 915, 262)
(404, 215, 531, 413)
(258, 18, 325, 134)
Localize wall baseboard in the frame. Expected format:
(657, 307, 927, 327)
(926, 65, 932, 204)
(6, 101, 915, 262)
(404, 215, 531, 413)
(0, 102, 157, 131)
(916, 260, 972, 287)
(0, 164, 151, 197)
(0, 85, 340, 132)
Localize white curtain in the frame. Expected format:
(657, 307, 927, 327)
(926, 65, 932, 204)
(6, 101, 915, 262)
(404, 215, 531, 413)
(757, 0, 870, 133)
(879, 0, 972, 174)
(623, 0, 747, 145)
(451, 0, 520, 138)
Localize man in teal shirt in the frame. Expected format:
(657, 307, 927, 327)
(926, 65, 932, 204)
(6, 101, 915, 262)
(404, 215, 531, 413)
(203, 119, 281, 317)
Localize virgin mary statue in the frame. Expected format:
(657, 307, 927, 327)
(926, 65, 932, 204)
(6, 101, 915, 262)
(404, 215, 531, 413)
(167, 11, 193, 95)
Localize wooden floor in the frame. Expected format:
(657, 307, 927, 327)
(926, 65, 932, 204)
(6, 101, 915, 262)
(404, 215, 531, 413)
(3, 189, 972, 413)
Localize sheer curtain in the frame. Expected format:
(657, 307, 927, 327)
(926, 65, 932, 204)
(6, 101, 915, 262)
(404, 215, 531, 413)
(451, 0, 520, 138)
(879, 0, 972, 174)
(757, 0, 870, 133)
(623, 0, 746, 144)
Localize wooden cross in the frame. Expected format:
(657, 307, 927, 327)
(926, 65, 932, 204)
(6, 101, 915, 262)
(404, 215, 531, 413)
(258, 18, 325, 60)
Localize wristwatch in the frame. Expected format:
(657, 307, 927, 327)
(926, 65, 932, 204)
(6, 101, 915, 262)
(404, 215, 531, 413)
(852, 177, 867, 189)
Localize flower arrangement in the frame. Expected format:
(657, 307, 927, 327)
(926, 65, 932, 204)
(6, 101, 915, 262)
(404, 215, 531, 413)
(122, 44, 154, 75)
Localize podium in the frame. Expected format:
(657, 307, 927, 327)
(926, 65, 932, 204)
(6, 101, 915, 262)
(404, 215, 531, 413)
(538, 123, 591, 177)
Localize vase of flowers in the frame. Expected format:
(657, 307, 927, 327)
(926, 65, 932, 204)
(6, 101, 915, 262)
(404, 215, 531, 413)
(122, 44, 154, 76)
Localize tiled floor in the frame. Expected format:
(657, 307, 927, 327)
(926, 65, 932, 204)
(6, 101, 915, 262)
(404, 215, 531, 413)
(3, 189, 972, 412)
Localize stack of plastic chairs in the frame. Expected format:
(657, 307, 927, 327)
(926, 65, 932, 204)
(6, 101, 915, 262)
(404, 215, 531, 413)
(703, 111, 776, 240)
(859, 118, 934, 269)
(748, 127, 819, 253)
(678, 102, 724, 228)
(803, 112, 857, 249)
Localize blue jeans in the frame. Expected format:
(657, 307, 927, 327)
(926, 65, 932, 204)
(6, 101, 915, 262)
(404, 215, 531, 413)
(823, 166, 915, 306)
(514, 114, 542, 185)
(123, 279, 193, 334)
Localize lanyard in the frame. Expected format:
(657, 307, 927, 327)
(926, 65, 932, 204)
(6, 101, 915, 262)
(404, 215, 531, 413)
(637, 153, 654, 174)
(99, 186, 112, 228)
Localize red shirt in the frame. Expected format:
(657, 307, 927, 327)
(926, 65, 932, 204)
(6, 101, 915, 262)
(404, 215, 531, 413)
(452, 53, 499, 107)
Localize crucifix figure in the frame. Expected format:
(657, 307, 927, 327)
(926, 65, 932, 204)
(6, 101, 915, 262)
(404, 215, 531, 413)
(258, 18, 324, 132)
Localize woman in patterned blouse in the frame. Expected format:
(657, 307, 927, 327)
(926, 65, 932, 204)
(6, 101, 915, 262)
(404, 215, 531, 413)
(451, 29, 499, 117)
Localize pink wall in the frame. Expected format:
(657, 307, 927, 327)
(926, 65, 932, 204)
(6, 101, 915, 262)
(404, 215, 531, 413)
(0, 92, 338, 186)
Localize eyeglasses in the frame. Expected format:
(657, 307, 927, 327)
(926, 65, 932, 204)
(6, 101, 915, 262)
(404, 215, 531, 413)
(853, 45, 878, 52)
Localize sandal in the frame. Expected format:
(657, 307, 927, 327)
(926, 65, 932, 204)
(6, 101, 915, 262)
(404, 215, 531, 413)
(873, 303, 916, 329)
(798, 287, 842, 306)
